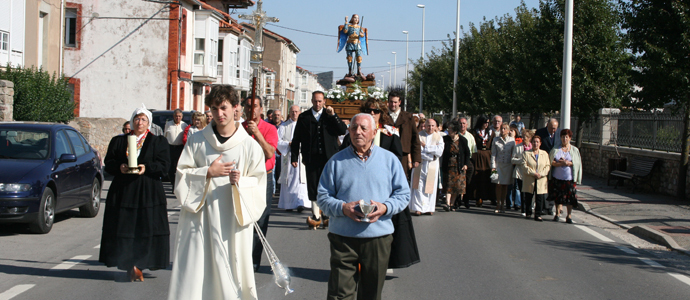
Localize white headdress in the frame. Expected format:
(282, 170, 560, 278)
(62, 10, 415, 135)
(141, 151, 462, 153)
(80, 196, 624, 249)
(130, 103, 152, 130)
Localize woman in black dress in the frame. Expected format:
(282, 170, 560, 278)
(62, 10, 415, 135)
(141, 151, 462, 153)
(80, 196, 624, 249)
(469, 116, 494, 206)
(99, 106, 171, 282)
(441, 120, 471, 210)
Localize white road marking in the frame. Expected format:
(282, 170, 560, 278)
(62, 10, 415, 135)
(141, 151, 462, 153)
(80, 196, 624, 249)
(94, 244, 100, 249)
(668, 273, 690, 287)
(386, 268, 393, 274)
(50, 255, 92, 270)
(0, 284, 35, 300)
(615, 245, 639, 255)
(638, 258, 664, 268)
(574, 225, 614, 242)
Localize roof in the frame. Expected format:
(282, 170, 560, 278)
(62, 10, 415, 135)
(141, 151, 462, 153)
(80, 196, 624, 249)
(196, 1, 244, 32)
(262, 66, 276, 73)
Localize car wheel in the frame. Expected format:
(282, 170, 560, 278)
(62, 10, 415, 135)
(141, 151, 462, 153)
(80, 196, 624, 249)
(79, 178, 101, 218)
(29, 188, 55, 234)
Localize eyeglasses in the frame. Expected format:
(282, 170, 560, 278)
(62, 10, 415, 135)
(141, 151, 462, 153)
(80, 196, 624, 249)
(363, 108, 382, 114)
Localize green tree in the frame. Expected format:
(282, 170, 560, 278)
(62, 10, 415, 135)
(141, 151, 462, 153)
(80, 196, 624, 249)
(0, 66, 75, 123)
(621, 0, 690, 199)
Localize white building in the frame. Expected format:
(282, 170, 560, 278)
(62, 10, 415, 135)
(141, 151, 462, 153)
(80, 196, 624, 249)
(62, 0, 250, 119)
(0, 0, 26, 68)
(296, 66, 325, 111)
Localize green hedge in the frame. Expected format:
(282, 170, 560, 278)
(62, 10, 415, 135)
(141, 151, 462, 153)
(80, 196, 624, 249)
(0, 65, 74, 123)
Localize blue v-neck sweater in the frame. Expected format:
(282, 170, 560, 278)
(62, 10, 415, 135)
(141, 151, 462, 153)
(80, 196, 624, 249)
(317, 145, 410, 238)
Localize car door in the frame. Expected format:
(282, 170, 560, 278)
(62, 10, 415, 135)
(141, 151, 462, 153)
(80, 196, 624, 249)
(65, 130, 91, 205)
(52, 130, 80, 211)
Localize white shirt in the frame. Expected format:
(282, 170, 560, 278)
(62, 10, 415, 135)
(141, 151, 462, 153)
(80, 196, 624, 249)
(389, 109, 401, 123)
(312, 108, 323, 122)
(164, 120, 188, 146)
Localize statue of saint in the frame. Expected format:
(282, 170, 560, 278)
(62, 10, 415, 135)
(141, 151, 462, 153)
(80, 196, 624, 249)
(338, 14, 368, 79)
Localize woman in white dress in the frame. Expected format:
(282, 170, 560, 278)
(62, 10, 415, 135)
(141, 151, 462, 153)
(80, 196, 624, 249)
(491, 123, 515, 213)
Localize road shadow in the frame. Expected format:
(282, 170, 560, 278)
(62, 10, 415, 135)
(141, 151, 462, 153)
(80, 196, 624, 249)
(0, 208, 95, 236)
(535, 237, 690, 276)
(271, 266, 329, 283)
(0, 260, 171, 282)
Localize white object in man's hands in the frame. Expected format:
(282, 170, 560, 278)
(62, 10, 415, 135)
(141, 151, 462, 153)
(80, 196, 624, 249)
(359, 199, 376, 223)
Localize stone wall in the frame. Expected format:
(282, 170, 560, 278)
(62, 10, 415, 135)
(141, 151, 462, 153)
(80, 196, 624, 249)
(69, 118, 127, 161)
(580, 142, 690, 197)
(0, 80, 13, 121)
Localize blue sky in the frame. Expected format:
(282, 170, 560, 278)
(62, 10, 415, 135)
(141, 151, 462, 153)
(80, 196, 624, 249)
(228, 0, 541, 88)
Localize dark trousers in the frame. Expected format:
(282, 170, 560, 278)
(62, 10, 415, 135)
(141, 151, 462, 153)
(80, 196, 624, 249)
(327, 233, 393, 300)
(463, 160, 475, 204)
(524, 192, 546, 218)
(401, 153, 412, 180)
(252, 170, 274, 266)
(305, 154, 329, 201)
(168, 144, 184, 188)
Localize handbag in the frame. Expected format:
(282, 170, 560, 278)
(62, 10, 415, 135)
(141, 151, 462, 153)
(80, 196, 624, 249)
(490, 170, 499, 183)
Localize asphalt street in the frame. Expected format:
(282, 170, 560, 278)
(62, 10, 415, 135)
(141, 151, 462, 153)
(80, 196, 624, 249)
(1, 179, 690, 300)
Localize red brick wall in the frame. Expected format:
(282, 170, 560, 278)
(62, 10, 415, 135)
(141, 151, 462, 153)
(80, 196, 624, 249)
(167, 5, 180, 110)
(68, 78, 81, 117)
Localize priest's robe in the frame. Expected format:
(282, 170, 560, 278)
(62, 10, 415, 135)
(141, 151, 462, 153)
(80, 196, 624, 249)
(276, 119, 311, 210)
(409, 131, 444, 213)
(169, 124, 267, 300)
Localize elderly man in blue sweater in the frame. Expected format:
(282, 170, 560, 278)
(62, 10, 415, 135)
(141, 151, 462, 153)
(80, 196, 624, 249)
(317, 113, 410, 300)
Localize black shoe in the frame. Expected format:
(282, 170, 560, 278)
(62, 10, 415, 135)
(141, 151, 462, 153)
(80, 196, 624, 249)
(535, 217, 543, 222)
(566, 217, 573, 224)
(553, 215, 560, 222)
(297, 206, 304, 213)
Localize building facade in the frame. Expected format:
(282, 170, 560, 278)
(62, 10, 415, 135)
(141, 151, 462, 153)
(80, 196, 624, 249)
(296, 66, 325, 111)
(1, 0, 26, 68)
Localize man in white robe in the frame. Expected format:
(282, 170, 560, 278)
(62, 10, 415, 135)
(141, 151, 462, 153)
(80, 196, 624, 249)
(277, 105, 311, 211)
(169, 85, 267, 300)
(409, 119, 444, 215)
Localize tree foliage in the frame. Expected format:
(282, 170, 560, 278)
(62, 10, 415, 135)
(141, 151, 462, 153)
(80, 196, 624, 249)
(0, 65, 75, 123)
(406, 0, 630, 128)
(620, 0, 690, 199)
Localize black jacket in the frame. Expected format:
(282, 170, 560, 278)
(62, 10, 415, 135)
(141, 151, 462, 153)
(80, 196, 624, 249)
(290, 109, 347, 165)
(441, 134, 471, 176)
(339, 133, 403, 162)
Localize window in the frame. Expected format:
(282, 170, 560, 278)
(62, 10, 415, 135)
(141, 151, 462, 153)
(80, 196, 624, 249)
(217, 39, 223, 62)
(55, 130, 73, 157)
(194, 38, 205, 65)
(66, 130, 86, 156)
(64, 8, 77, 47)
(79, 133, 91, 152)
(0, 31, 8, 51)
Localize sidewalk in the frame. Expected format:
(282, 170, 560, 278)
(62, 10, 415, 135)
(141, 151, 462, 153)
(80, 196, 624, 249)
(577, 176, 690, 254)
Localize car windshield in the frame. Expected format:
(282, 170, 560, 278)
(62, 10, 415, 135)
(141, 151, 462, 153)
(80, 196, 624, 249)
(0, 129, 51, 160)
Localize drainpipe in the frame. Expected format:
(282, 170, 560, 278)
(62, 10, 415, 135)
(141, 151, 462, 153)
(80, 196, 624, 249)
(59, 0, 65, 75)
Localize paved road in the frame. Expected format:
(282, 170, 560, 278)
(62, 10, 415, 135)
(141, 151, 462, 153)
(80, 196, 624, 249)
(2, 180, 690, 299)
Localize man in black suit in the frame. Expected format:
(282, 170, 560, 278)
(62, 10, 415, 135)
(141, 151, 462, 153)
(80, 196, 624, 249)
(291, 91, 348, 228)
(387, 92, 421, 179)
(535, 118, 561, 153)
(535, 118, 561, 215)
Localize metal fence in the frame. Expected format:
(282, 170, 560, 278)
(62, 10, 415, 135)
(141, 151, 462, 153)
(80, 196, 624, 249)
(466, 110, 685, 153)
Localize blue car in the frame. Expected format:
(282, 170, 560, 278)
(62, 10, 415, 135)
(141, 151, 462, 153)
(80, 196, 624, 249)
(0, 122, 104, 234)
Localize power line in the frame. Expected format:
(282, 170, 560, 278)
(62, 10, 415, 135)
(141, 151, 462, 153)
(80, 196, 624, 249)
(266, 23, 448, 43)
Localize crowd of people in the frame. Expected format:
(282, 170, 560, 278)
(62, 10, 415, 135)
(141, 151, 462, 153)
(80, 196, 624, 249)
(100, 86, 582, 300)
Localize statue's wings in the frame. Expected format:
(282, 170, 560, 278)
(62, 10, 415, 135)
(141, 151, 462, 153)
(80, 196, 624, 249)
(337, 25, 347, 53)
(360, 28, 368, 55)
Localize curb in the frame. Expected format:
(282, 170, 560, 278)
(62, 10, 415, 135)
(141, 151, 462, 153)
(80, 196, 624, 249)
(577, 202, 690, 257)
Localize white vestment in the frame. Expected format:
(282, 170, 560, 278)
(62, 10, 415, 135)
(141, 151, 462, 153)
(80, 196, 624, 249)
(169, 124, 267, 300)
(276, 119, 311, 210)
(409, 131, 444, 213)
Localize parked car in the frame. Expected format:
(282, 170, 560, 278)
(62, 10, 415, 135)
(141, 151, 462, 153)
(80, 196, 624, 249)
(0, 122, 103, 234)
(150, 110, 194, 132)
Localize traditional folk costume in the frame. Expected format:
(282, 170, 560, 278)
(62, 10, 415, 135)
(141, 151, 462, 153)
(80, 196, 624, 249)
(99, 107, 171, 277)
(169, 123, 267, 300)
(409, 131, 444, 214)
(276, 119, 311, 210)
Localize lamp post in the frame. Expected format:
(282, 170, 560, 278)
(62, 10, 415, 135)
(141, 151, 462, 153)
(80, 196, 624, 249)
(560, 0, 573, 129)
(392, 51, 397, 89)
(417, 4, 425, 113)
(387, 62, 391, 90)
(452, 0, 460, 118)
(403, 30, 409, 110)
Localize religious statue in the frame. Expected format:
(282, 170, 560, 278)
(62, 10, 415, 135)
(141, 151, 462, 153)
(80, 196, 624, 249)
(338, 14, 368, 80)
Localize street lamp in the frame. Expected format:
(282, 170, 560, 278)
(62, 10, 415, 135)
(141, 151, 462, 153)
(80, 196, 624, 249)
(403, 30, 409, 111)
(387, 62, 391, 89)
(392, 51, 397, 89)
(417, 4, 425, 113)
(452, 0, 460, 118)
